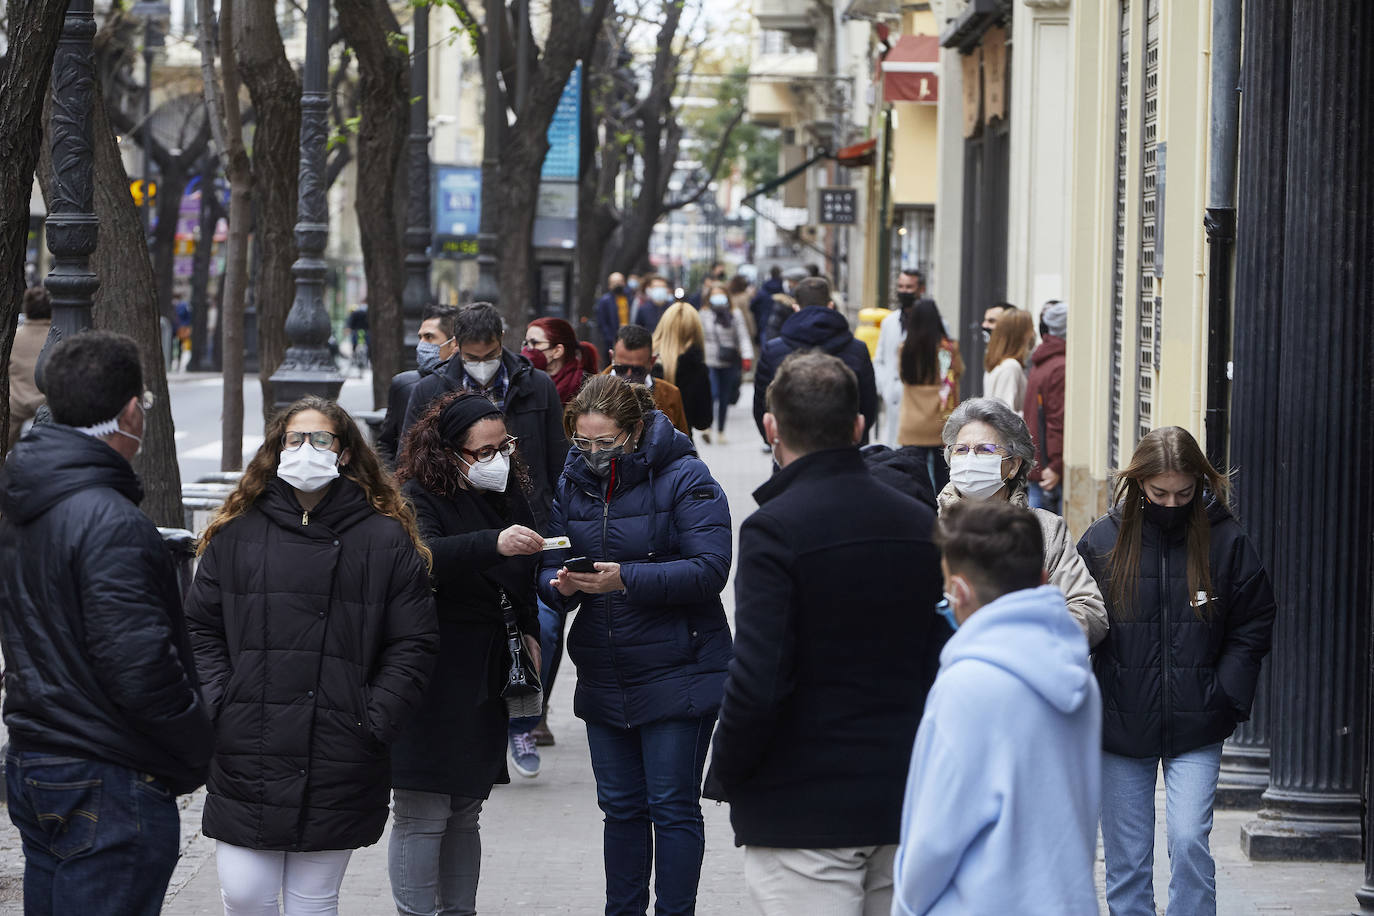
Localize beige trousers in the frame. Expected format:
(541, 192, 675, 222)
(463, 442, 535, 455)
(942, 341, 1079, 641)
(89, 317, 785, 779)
(744, 844, 897, 916)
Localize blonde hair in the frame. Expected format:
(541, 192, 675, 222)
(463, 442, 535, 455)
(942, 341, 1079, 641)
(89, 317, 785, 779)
(199, 396, 432, 569)
(984, 308, 1035, 373)
(652, 302, 706, 385)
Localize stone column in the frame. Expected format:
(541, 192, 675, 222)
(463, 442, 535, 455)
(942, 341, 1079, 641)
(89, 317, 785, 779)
(1215, 0, 1288, 811)
(1239, 0, 1374, 863)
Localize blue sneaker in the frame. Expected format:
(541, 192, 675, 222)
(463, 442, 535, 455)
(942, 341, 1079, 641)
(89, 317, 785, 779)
(510, 731, 540, 778)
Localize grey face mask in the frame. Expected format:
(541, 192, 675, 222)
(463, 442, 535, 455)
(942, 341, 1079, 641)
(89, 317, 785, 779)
(582, 443, 628, 478)
(416, 341, 443, 373)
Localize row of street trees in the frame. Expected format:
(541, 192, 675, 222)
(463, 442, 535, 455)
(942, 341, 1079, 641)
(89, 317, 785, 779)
(0, 0, 768, 518)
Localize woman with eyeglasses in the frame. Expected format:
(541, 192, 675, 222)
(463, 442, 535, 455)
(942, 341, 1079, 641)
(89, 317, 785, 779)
(936, 398, 1108, 645)
(385, 390, 545, 915)
(539, 374, 732, 916)
(185, 396, 438, 916)
(1077, 427, 1275, 916)
(523, 317, 598, 405)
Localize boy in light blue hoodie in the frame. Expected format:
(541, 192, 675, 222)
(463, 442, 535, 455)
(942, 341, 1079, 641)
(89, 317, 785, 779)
(893, 501, 1101, 916)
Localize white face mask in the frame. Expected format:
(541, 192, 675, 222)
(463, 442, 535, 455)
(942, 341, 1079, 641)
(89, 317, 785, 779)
(462, 451, 510, 493)
(949, 453, 1008, 501)
(464, 358, 501, 386)
(278, 444, 341, 493)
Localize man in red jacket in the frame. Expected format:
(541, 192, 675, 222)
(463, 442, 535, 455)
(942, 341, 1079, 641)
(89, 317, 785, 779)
(1024, 301, 1067, 515)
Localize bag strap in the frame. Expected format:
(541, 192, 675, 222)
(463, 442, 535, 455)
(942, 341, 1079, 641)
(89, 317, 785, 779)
(499, 589, 520, 634)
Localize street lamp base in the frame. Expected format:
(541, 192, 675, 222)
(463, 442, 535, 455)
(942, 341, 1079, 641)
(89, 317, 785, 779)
(268, 368, 345, 411)
(1240, 789, 1362, 862)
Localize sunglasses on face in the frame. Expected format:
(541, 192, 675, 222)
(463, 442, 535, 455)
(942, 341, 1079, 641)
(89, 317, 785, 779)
(611, 364, 650, 382)
(282, 430, 339, 451)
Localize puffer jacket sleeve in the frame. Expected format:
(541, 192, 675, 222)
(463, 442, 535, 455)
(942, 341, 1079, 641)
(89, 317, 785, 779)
(1041, 512, 1109, 647)
(185, 538, 231, 718)
(618, 458, 731, 606)
(1214, 532, 1276, 720)
(364, 544, 439, 745)
(80, 514, 213, 770)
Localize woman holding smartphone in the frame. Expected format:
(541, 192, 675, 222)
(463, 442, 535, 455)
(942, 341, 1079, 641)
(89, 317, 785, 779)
(539, 374, 733, 916)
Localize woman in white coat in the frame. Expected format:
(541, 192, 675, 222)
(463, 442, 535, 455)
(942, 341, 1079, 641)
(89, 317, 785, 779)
(873, 269, 927, 444)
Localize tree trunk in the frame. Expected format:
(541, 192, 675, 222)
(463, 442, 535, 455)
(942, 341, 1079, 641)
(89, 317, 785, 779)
(188, 154, 223, 372)
(37, 77, 186, 525)
(236, 0, 299, 424)
(0, 0, 69, 457)
(151, 165, 191, 327)
(336, 0, 410, 409)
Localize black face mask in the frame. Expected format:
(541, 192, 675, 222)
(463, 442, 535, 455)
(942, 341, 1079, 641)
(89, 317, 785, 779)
(612, 285, 626, 296)
(1142, 495, 1195, 532)
(896, 291, 917, 309)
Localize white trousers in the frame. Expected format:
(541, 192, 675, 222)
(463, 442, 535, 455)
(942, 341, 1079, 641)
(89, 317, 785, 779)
(216, 841, 353, 916)
(744, 845, 896, 916)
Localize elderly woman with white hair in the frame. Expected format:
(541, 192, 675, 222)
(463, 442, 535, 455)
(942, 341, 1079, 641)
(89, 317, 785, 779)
(937, 397, 1109, 645)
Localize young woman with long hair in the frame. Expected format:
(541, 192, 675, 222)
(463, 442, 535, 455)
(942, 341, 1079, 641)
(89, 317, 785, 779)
(1076, 426, 1275, 916)
(897, 298, 963, 492)
(388, 390, 545, 915)
(186, 396, 438, 916)
(981, 308, 1035, 416)
(653, 301, 713, 434)
(539, 374, 733, 916)
(523, 317, 597, 404)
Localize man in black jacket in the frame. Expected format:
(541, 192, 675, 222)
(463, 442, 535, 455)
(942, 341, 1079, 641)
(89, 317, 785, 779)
(752, 277, 879, 446)
(0, 331, 214, 914)
(705, 350, 947, 915)
(401, 302, 568, 531)
(377, 303, 458, 466)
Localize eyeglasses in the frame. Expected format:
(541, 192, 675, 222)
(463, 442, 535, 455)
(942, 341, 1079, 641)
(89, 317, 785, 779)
(610, 364, 650, 382)
(572, 430, 628, 452)
(945, 442, 1009, 460)
(138, 390, 155, 411)
(461, 436, 518, 464)
(521, 339, 549, 350)
(283, 430, 339, 451)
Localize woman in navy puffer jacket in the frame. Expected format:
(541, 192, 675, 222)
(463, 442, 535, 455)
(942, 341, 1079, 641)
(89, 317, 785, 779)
(539, 373, 732, 916)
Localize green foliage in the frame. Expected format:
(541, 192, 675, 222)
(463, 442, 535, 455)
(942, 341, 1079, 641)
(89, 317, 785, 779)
(329, 115, 363, 151)
(430, 0, 481, 54)
(681, 66, 780, 189)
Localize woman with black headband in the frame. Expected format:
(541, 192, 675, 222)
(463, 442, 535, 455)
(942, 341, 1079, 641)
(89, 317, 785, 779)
(389, 390, 545, 916)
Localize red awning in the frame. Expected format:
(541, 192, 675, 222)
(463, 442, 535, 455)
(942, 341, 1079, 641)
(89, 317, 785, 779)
(882, 34, 940, 104)
(835, 138, 877, 167)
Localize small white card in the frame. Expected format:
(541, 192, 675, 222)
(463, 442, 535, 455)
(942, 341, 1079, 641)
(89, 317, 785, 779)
(542, 536, 571, 551)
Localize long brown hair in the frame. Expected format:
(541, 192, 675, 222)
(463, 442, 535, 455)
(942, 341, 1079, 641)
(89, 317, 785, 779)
(652, 302, 705, 385)
(395, 390, 532, 499)
(984, 308, 1035, 373)
(1106, 426, 1231, 617)
(198, 396, 431, 569)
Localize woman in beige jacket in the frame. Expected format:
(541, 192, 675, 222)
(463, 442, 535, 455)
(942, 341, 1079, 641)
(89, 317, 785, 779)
(935, 397, 1109, 646)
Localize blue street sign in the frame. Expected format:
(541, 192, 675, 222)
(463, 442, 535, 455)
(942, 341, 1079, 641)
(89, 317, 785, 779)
(541, 63, 582, 181)
(434, 165, 482, 259)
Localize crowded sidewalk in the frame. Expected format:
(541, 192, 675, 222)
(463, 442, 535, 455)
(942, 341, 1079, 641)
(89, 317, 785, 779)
(0, 382, 1362, 915)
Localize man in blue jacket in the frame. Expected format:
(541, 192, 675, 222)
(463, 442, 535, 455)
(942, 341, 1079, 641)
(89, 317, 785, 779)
(0, 332, 214, 915)
(704, 351, 946, 915)
(752, 277, 879, 445)
(893, 500, 1101, 915)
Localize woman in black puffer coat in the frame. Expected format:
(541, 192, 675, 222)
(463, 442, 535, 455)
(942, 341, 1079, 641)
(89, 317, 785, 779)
(186, 396, 438, 915)
(388, 390, 545, 916)
(1077, 426, 1274, 916)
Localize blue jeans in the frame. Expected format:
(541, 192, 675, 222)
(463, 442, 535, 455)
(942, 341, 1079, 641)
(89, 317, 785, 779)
(1101, 743, 1223, 916)
(5, 751, 180, 916)
(707, 367, 741, 432)
(585, 717, 715, 916)
(510, 598, 562, 735)
(1029, 480, 1062, 515)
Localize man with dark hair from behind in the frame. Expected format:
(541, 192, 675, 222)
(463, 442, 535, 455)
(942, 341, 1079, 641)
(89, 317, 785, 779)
(5, 286, 52, 453)
(892, 500, 1100, 915)
(0, 330, 214, 915)
(377, 303, 459, 466)
(705, 351, 946, 914)
(752, 276, 879, 447)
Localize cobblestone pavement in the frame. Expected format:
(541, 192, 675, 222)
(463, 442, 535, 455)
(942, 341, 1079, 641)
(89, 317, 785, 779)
(0, 383, 1366, 913)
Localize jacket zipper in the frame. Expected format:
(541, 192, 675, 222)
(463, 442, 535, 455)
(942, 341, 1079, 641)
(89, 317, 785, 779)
(1160, 537, 1171, 758)
(302, 510, 310, 526)
(602, 462, 630, 727)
